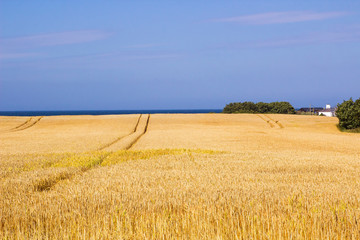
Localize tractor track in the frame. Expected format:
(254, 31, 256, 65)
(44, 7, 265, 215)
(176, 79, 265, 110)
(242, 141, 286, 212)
(257, 114, 275, 128)
(133, 114, 142, 132)
(18, 116, 43, 131)
(98, 114, 150, 151)
(4, 116, 44, 133)
(0, 117, 31, 133)
(34, 153, 111, 192)
(97, 114, 143, 151)
(263, 115, 284, 128)
(125, 114, 150, 150)
(35, 114, 151, 192)
(10, 117, 33, 130)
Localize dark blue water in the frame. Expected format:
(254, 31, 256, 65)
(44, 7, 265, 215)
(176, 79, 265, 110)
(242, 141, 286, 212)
(0, 109, 223, 116)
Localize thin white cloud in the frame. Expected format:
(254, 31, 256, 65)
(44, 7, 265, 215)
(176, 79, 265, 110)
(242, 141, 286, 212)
(92, 51, 180, 59)
(0, 51, 182, 69)
(1, 30, 112, 48)
(210, 11, 349, 25)
(124, 43, 163, 49)
(224, 27, 360, 49)
(125, 54, 181, 60)
(262, 29, 360, 47)
(0, 52, 42, 60)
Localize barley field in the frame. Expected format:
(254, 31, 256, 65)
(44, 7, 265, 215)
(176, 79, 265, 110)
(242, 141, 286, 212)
(1, 113, 360, 239)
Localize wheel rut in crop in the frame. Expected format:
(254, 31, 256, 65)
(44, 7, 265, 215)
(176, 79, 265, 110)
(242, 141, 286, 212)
(257, 114, 275, 128)
(34, 114, 151, 192)
(0, 117, 30, 133)
(10, 117, 33, 130)
(99, 114, 150, 151)
(126, 114, 150, 150)
(257, 114, 284, 129)
(5, 117, 43, 133)
(34, 152, 112, 192)
(98, 114, 142, 151)
(263, 115, 284, 128)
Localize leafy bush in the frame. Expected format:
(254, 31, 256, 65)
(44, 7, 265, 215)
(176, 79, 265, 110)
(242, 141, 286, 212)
(223, 101, 295, 114)
(336, 98, 360, 130)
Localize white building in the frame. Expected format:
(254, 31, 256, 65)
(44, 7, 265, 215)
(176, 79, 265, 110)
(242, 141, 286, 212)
(318, 104, 336, 117)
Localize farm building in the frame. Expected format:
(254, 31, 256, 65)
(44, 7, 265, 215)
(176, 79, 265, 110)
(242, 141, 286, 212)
(318, 104, 336, 117)
(298, 107, 323, 114)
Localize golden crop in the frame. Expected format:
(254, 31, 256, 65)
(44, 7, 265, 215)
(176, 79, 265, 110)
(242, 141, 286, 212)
(0, 114, 359, 239)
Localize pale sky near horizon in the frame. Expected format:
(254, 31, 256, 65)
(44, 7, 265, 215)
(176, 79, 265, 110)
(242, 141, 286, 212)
(1, 1, 360, 111)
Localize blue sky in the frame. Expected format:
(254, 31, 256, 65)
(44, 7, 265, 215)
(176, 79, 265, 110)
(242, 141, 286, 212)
(1, 1, 360, 110)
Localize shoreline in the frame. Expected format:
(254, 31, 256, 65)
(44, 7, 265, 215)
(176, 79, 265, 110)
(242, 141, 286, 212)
(0, 109, 222, 117)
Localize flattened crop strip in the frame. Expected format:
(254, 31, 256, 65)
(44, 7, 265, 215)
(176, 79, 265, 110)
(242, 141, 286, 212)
(34, 152, 111, 192)
(97, 114, 142, 151)
(33, 147, 222, 192)
(126, 114, 150, 150)
(263, 115, 284, 128)
(9, 116, 43, 132)
(257, 114, 274, 128)
(133, 114, 142, 132)
(33, 171, 77, 192)
(34, 114, 151, 191)
(19, 117, 43, 131)
(35, 114, 151, 191)
(275, 120, 284, 128)
(10, 117, 33, 131)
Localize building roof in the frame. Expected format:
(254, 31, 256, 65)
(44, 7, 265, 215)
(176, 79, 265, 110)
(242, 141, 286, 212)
(319, 108, 336, 113)
(298, 107, 323, 112)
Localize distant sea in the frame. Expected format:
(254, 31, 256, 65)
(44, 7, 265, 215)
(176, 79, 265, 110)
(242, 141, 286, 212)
(0, 109, 223, 116)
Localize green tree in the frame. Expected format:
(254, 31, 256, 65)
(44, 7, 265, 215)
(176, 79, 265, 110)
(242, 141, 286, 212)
(255, 102, 270, 113)
(336, 98, 360, 129)
(223, 101, 295, 114)
(239, 101, 258, 113)
(267, 102, 295, 114)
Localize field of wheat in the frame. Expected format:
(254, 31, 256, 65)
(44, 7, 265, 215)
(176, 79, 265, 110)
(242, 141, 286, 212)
(1, 113, 360, 239)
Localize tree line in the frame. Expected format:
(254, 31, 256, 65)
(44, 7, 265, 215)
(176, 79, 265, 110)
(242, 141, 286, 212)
(336, 97, 360, 130)
(223, 101, 296, 114)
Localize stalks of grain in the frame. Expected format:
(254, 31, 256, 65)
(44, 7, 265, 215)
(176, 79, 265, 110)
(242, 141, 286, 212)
(1, 114, 359, 239)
